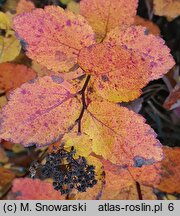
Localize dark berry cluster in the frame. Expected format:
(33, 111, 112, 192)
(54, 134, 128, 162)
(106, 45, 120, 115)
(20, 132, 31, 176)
(41, 147, 97, 195)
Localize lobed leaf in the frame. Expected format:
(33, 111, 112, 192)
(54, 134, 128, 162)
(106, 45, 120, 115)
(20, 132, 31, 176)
(80, 0, 138, 40)
(13, 6, 95, 72)
(105, 26, 175, 81)
(12, 178, 64, 200)
(82, 100, 163, 167)
(0, 76, 81, 147)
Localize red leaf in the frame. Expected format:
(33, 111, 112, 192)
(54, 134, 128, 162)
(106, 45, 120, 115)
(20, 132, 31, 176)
(0, 76, 81, 147)
(0, 63, 37, 94)
(12, 178, 64, 200)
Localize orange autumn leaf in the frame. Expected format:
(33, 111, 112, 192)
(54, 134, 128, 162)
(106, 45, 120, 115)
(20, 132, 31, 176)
(48, 140, 62, 153)
(0, 146, 8, 163)
(1, 140, 14, 151)
(12, 178, 64, 200)
(16, 0, 35, 14)
(13, 6, 95, 73)
(78, 43, 149, 102)
(0, 63, 37, 93)
(106, 185, 157, 200)
(105, 26, 175, 81)
(0, 76, 81, 147)
(164, 85, 180, 110)
(0, 167, 15, 197)
(100, 160, 157, 200)
(129, 164, 161, 186)
(153, 0, 180, 19)
(154, 147, 180, 194)
(80, 0, 138, 40)
(82, 100, 163, 167)
(134, 16, 160, 36)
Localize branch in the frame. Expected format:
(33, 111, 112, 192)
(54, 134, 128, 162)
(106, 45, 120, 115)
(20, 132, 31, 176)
(76, 75, 91, 134)
(136, 181, 143, 200)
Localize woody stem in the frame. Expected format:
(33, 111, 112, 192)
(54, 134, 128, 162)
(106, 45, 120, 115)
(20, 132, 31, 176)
(136, 181, 143, 200)
(76, 75, 91, 134)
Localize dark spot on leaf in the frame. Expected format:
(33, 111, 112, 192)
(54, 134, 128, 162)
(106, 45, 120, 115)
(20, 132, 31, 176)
(51, 75, 64, 84)
(21, 89, 27, 95)
(28, 78, 37, 84)
(101, 75, 109, 82)
(150, 61, 157, 68)
(68, 124, 74, 131)
(14, 31, 28, 50)
(44, 122, 48, 128)
(133, 156, 155, 167)
(66, 20, 71, 26)
(55, 51, 67, 61)
(122, 44, 128, 50)
(144, 28, 149, 35)
(15, 191, 22, 197)
(78, 74, 86, 80)
(121, 164, 128, 169)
